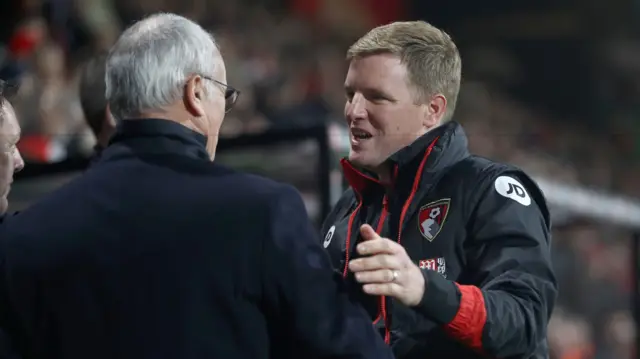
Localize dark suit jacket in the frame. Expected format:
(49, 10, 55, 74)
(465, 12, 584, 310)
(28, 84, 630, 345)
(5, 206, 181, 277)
(0, 215, 18, 359)
(0, 119, 393, 359)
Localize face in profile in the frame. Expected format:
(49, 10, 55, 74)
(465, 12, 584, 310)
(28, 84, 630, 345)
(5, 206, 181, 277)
(205, 57, 228, 133)
(344, 53, 433, 171)
(0, 102, 24, 214)
(185, 52, 239, 160)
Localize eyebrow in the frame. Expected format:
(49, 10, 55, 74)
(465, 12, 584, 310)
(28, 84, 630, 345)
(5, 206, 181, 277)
(345, 85, 386, 95)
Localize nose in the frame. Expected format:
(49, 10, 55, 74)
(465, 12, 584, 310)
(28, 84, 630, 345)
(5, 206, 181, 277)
(345, 93, 367, 121)
(14, 149, 24, 173)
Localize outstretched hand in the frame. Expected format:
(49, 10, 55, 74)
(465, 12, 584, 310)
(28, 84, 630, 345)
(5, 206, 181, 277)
(348, 224, 425, 307)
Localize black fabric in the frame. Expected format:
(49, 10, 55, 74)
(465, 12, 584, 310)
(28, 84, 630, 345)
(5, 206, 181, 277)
(321, 122, 557, 358)
(0, 118, 394, 359)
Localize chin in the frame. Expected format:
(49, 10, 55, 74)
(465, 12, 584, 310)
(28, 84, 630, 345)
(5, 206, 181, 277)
(348, 152, 377, 170)
(348, 151, 363, 165)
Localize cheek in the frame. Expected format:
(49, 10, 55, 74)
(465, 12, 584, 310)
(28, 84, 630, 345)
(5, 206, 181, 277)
(0, 154, 11, 177)
(208, 97, 225, 117)
(392, 107, 423, 133)
(0, 152, 10, 164)
(369, 107, 402, 134)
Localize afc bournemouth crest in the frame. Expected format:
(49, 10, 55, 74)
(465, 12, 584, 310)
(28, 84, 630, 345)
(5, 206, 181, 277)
(418, 198, 450, 241)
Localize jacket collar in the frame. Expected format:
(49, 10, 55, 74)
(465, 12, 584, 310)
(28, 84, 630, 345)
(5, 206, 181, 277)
(341, 121, 470, 195)
(99, 118, 210, 162)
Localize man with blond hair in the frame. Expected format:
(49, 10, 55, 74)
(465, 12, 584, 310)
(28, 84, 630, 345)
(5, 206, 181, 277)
(321, 21, 557, 358)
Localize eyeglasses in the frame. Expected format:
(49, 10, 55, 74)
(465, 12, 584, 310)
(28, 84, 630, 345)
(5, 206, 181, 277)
(200, 75, 240, 113)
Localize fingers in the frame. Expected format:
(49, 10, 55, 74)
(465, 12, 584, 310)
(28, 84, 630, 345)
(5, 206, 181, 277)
(356, 237, 402, 256)
(359, 224, 379, 241)
(358, 225, 403, 255)
(354, 269, 396, 284)
(349, 254, 400, 272)
(362, 283, 403, 297)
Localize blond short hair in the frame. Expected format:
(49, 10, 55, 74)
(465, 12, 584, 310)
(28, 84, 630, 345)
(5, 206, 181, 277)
(347, 21, 462, 121)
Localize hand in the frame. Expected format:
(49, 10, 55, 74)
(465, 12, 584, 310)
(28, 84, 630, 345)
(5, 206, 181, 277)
(348, 224, 425, 307)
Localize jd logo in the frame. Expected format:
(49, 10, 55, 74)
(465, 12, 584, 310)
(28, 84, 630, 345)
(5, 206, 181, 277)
(494, 176, 531, 206)
(507, 183, 526, 197)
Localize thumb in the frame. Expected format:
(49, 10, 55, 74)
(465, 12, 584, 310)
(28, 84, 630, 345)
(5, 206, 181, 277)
(360, 224, 379, 241)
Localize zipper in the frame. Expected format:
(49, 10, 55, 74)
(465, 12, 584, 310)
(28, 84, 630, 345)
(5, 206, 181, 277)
(381, 193, 414, 344)
(380, 140, 437, 344)
(342, 196, 362, 278)
(380, 167, 397, 344)
(373, 195, 389, 325)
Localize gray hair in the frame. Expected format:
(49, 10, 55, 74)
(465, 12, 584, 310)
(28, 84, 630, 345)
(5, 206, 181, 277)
(105, 13, 219, 120)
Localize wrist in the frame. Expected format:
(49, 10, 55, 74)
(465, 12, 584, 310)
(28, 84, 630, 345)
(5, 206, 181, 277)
(411, 269, 461, 324)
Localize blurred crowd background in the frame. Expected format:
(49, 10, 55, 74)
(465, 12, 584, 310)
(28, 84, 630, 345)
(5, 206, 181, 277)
(2, 0, 640, 358)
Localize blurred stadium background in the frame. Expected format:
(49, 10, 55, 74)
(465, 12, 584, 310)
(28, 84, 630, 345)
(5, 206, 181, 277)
(2, 0, 640, 358)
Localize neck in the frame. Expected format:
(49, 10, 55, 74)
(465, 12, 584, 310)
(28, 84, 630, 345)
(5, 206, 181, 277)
(138, 110, 206, 134)
(135, 111, 217, 161)
(97, 122, 115, 149)
(96, 131, 111, 149)
(179, 118, 218, 161)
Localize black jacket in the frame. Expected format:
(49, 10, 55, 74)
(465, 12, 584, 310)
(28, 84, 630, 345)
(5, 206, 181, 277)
(0, 119, 394, 359)
(0, 215, 18, 359)
(321, 121, 557, 359)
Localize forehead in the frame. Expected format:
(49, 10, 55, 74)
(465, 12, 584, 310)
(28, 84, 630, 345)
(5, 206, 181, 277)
(345, 53, 409, 89)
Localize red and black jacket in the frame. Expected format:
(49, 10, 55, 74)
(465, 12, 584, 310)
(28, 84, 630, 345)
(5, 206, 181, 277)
(320, 121, 557, 358)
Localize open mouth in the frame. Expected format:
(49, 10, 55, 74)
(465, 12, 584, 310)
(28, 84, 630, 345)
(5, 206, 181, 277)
(351, 128, 373, 140)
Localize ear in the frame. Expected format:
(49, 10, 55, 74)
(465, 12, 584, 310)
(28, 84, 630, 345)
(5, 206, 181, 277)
(423, 94, 447, 128)
(183, 76, 206, 117)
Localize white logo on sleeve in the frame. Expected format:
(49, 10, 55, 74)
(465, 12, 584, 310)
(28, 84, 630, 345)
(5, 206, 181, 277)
(494, 176, 531, 206)
(323, 225, 336, 248)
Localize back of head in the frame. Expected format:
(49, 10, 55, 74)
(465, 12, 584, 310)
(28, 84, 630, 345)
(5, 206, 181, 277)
(105, 13, 219, 121)
(79, 53, 108, 137)
(347, 21, 462, 122)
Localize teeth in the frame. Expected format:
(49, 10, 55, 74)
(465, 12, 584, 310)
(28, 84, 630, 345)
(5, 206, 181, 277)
(352, 129, 372, 139)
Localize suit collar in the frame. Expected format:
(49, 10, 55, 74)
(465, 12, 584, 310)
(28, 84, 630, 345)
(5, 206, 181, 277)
(100, 118, 210, 162)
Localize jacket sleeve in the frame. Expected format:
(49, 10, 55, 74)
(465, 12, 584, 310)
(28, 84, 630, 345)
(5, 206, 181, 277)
(413, 172, 557, 358)
(262, 184, 394, 359)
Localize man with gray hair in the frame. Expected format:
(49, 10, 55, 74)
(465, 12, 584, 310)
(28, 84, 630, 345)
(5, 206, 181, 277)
(0, 13, 394, 359)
